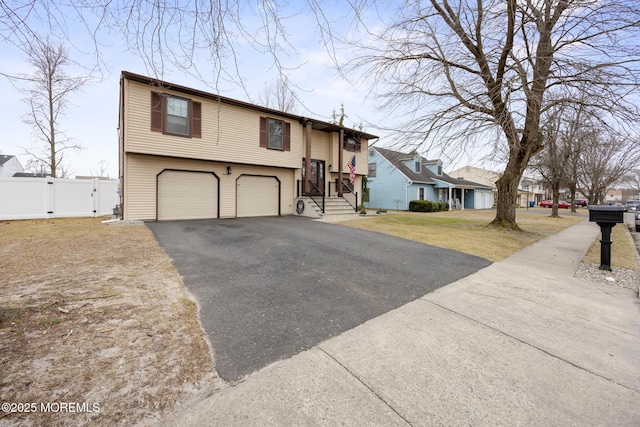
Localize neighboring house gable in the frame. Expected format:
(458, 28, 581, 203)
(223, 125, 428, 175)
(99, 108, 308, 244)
(119, 71, 378, 220)
(448, 166, 499, 190)
(605, 189, 623, 203)
(366, 147, 493, 211)
(0, 155, 25, 177)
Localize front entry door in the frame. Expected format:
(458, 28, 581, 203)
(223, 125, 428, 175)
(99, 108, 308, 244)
(302, 159, 325, 196)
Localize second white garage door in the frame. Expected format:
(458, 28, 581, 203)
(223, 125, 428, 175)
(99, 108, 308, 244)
(157, 170, 218, 220)
(236, 175, 279, 217)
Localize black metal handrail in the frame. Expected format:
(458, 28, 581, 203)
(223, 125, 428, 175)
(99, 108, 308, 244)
(307, 180, 325, 213)
(328, 180, 359, 212)
(341, 184, 358, 212)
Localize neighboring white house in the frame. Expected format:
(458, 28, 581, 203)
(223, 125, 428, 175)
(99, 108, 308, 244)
(448, 165, 549, 207)
(0, 155, 25, 177)
(605, 189, 623, 204)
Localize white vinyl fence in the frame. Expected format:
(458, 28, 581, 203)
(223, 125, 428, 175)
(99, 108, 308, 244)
(0, 177, 119, 220)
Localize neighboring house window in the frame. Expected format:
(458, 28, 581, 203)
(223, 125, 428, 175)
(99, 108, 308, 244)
(419, 188, 425, 200)
(260, 117, 291, 151)
(150, 92, 201, 138)
(415, 161, 421, 173)
(368, 162, 376, 177)
(344, 136, 361, 152)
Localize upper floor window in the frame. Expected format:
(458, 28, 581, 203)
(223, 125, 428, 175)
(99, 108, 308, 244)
(368, 162, 376, 177)
(437, 165, 442, 176)
(166, 97, 189, 135)
(268, 119, 283, 150)
(415, 161, 421, 173)
(344, 136, 361, 152)
(150, 92, 201, 138)
(260, 116, 291, 151)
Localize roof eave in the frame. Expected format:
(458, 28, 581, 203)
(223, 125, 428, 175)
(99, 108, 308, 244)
(121, 71, 378, 140)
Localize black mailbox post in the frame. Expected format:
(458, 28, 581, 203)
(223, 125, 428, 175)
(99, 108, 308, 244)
(588, 206, 625, 271)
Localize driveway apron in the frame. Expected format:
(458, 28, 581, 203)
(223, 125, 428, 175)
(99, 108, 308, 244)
(147, 216, 491, 382)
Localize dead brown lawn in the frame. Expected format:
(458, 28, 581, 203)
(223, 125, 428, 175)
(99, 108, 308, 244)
(343, 208, 586, 262)
(1, 209, 635, 426)
(0, 218, 217, 426)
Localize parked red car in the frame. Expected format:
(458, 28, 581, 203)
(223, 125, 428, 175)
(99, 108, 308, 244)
(539, 200, 571, 209)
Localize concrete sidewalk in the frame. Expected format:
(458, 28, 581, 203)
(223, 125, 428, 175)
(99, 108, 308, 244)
(161, 219, 640, 426)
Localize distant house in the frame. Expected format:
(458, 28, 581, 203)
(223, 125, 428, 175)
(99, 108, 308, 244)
(517, 178, 547, 207)
(75, 176, 112, 180)
(12, 172, 48, 178)
(605, 189, 623, 204)
(0, 155, 24, 177)
(365, 147, 494, 211)
(449, 165, 549, 207)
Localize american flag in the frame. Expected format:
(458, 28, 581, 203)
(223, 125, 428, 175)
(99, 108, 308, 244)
(347, 155, 356, 185)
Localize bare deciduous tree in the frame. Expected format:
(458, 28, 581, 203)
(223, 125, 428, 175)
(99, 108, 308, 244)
(1, 1, 309, 91)
(622, 170, 640, 197)
(90, 160, 110, 178)
(18, 38, 88, 177)
(341, 0, 640, 228)
(2, 1, 639, 222)
(577, 130, 640, 206)
(257, 76, 298, 113)
(532, 106, 573, 218)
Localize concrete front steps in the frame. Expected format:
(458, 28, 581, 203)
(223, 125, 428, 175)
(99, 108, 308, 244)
(297, 196, 360, 218)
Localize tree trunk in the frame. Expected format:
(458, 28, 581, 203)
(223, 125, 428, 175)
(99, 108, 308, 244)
(48, 72, 56, 178)
(492, 151, 528, 229)
(569, 184, 577, 213)
(551, 182, 560, 218)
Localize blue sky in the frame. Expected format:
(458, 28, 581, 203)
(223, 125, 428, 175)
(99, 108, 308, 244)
(0, 1, 491, 179)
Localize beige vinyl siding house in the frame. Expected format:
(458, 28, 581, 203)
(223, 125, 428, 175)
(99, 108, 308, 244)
(118, 71, 376, 220)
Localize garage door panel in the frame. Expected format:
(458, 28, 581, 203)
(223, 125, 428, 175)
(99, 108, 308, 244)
(158, 171, 218, 220)
(237, 176, 279, 218)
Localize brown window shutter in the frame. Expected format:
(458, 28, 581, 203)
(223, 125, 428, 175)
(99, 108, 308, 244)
(151, 92, 162, 132)
(259, 116, 268, 148)
(283, 122, 291, 151)
(192, 101, 202, 138)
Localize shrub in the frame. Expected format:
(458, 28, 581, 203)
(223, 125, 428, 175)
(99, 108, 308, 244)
(410, 200, 449, 212)
(409, 200, 430, 212)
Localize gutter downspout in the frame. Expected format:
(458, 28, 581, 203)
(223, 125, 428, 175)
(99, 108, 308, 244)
(118, 74, 126, 219)
(406, 181, 412, 211)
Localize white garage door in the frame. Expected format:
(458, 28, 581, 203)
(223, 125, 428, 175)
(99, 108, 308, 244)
(237, 175, 279, 217)
(474, 189, 494, 209)
(158, 170, 218, 220)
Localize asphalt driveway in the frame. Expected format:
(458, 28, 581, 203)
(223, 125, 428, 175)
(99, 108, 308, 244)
(147, 216, 491, 382)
